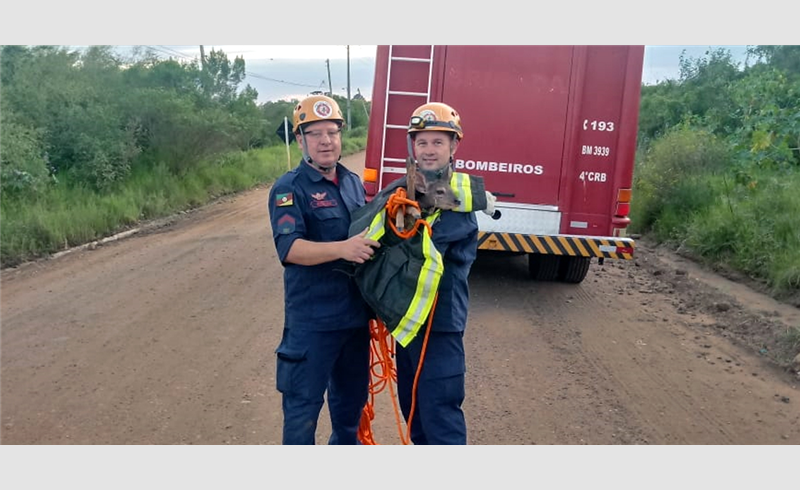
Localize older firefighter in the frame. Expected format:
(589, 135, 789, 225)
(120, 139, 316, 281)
(267, 94, 379, 444)
(351, 102, 496, 444)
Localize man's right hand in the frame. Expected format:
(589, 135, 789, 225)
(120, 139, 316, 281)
(342, 228, 380, 264)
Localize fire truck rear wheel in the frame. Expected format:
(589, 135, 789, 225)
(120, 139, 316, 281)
(528, 254, 561, 281)
(558, 256, 591, 283)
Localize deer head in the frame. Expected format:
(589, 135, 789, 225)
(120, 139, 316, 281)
(413, 166, 460, 212)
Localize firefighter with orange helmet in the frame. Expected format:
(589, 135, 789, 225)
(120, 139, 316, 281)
(354, 101, 491, 444)
(267, 94, 380, 444)
(395, 101, 474, 444)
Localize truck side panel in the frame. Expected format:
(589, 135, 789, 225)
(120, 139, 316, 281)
(441, 45, 573, 207)
(364, 45, 644, 274)
(560, 45, 644, 237)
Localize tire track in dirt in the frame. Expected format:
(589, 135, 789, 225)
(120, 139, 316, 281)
(564, 277, 738, 443)
(465, 252, 650, 444)
(572, 260, 798, 443)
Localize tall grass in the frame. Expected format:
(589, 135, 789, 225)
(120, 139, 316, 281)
(685, 172, 800, 294)
(631, 127, 800, 299)
(630, 126, 729, 240)
(1, 138, 366, 267)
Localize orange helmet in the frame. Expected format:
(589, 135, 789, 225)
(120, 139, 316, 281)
(293, 94, 345, 133)
(407, 102, 463, 140)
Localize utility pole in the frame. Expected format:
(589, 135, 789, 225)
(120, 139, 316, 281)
(346, 45, 352, 130)
(326, 59, 333, 97)
(358, 89, 369, 118)
(199, 45, 206, 71)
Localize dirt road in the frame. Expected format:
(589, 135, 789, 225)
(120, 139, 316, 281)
(2, 152, 799, 444)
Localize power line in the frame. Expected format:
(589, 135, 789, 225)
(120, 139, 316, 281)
(152, 45, 194, 60)
(128, 45, 333, 100)
(150, 45, 320, 90)
(244, 71, 319, 89)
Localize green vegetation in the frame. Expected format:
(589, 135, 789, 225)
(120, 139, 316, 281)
(632, 46, 800, 308)
(2, 44, 798, 319)
(1, 45, 367, 267)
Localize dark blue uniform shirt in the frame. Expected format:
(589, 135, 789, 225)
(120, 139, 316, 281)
(268, 160, 373, 331)
(428, 210, 478, 333)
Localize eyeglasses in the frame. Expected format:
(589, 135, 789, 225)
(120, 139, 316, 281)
(303, 129, 342, 140)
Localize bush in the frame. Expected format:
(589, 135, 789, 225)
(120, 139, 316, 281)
(0, 113, 51, 197)
(631, 127, 730, 237)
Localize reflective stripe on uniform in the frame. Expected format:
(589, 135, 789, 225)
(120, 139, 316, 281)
(390, 211, 444, 347)
(450, 172, 473, 212)
(365, 208, 387, 242)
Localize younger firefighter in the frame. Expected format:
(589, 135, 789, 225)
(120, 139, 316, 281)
(351, 102, 495, 444)
(267, 94, 380, 444)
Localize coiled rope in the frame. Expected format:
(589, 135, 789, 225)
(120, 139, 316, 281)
(357, 186, 437, 445)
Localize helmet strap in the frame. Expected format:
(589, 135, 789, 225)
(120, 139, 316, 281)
(419, 161, 452, 182)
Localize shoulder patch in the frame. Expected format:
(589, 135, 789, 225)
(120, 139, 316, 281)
(276, 214, 296, 234)
(275, 192, 294, 207)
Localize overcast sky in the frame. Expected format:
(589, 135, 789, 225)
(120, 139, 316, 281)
(118, 45, 752, 104)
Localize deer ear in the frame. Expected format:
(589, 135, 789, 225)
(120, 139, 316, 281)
(414, 171, 428, 193)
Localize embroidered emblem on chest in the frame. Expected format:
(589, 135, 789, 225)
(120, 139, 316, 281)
(310, 191, 338, 208)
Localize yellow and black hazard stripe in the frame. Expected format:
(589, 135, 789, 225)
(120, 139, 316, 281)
(477, 232, 635, 260)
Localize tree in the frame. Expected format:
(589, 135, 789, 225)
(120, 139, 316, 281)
(749, 45, 800, 78)
(200, 48, 249, 105)
(678, 47, 744, 136)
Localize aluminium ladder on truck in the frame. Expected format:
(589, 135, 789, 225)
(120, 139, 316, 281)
(376, 46, 435, 190)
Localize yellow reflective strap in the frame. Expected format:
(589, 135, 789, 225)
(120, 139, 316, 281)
(391, 211, 444, 347)
(365, 209, 386, 241)
(450, 172, 473, 212)
(392, 231, 443, 347)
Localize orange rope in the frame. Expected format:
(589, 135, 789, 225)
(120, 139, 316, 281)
(385, 187, 432, 239)
(356, 318, 403, 445)
(357, 187, 437, 445)
(357, 299, 437, 445)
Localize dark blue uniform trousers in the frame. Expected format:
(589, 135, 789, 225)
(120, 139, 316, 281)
(396, 330, 467, 444)
(276, 327, 370, 444)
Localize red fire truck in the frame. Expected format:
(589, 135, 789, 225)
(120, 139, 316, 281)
(362, 45, 644, 283)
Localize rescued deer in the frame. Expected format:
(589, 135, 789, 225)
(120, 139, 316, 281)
(396, 157, 460, 232)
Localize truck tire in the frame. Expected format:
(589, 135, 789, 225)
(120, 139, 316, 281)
(559, 256, 591, 283)
(528, 254, 561, 281)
